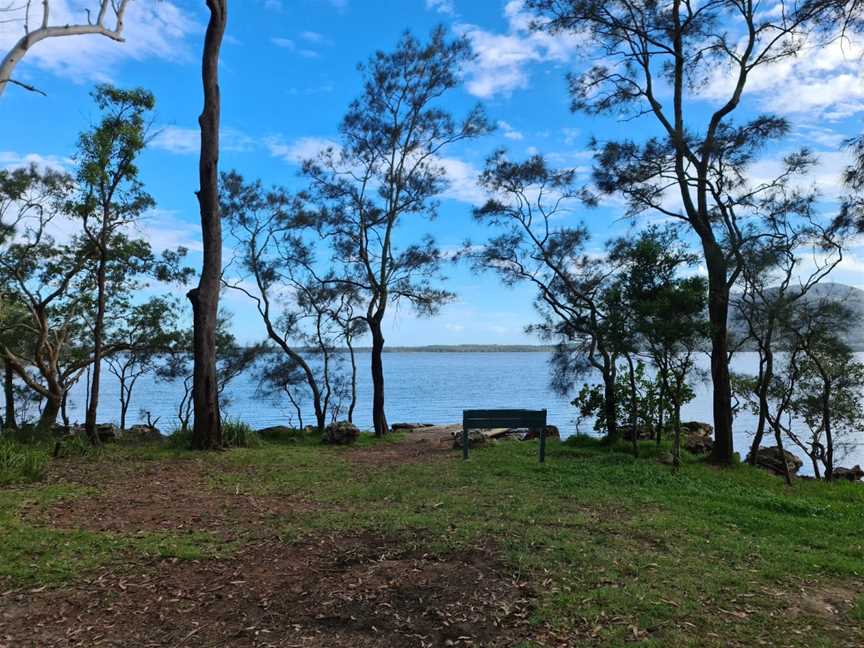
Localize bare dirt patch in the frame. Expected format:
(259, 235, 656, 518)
(23, 459, 313, 541)
(346, 425, 459, 467)
(0, 534, 537, 648)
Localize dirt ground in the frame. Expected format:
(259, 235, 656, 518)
(1, 428, 545, 648)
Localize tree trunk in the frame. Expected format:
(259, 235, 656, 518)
(602, 365, 618, 443)
(38, 393, 62, 432)
(188, 0, 228, 451)
(748, 339, 774, 465)
(3, 361, 16, 430)
(626, 355, 638, 457)
(369, 320, 388, 436)
(119, 378, 130, 431)
(704, 249, 734, 465)
(672, 401, 682, 469)
(346, 334, 357, 424)
(85, 246, 108, 446)
(822, 384, 833, 481)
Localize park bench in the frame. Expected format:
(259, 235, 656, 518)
(461, 408, 548, 463)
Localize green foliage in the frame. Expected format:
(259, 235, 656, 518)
(0, 440, 48, 485)
(53, 434, 103, 459)
(222, 418, 262, 448)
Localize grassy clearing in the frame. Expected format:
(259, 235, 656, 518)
(1, 432, 862, 646)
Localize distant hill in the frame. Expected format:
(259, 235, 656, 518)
(730, 282, 864, 350)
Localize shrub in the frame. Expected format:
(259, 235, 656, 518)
(165, 421, 262, 449)
(223, 419, 262, 448)
(0, 440, 49, 485)
(53, 434, 103, 459)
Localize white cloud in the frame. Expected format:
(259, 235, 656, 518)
(497, 120, 524, 141)
(701, 37, 864, 120)
(266, 136, 338, 164)
(0, 1, 198, 88)
(150, 126, 256, 155)
(437, 156, 486, 205)
(426, 0, 456, 15)
(271, 37, 296, 50)
(0, 151, 71, 172)
(456, 0, 583, 98)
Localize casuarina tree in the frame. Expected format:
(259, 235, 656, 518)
(527, 0, 844, 464)
(303, 27, 492, 435)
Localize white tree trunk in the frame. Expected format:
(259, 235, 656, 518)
(0, 0, 131, 98)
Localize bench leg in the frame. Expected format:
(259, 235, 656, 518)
(463, 428, 469, 460)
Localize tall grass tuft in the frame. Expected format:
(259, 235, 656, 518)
(0, 440, 49, 485)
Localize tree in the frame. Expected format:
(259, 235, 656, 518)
(528, 0, 843, 464)
(105, 296, 183, 430)
(786, 299, 864, 480)
(0, 166, 91, 431)
(733, 198, 844, 466)
(71, 84, 155, 444)
(469, 151, 624, 442)
(303, 27, 492, 435)
(188, 0, 227, 450)
(608, 226, 708, 464)
(221, 172, 357, 432)
(0, 0, 132, 98)
(157, 313, 259, 434)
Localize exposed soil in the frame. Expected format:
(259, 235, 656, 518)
(345, 425, 458, 466)
(0, 533, 536, 648)
(23, 459, 313, 542)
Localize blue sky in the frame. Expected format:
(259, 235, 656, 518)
(2, 0, 863, 345)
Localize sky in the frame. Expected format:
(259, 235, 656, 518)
(1, 0, 864, 346)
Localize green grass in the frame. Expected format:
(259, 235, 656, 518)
(0, 439, 49, 485)
(1, 432, 862, 645)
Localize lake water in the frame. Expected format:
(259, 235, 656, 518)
(52, 351, 864, 472)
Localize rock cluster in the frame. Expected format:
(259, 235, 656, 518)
(747, 446, 804, 476)
(321, 421, 359, 445)
(680, 421, 714, 455)
(452, 425, 560, 449)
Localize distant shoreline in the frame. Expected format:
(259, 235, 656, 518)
(349, 344, 556, 353)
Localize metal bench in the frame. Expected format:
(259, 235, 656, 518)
(461, 408, 548, 463)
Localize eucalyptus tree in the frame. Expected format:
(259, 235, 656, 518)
(188, 0, 228, 450)
(469, 151, 624, 442)
(221, 171, 357, 433)
(528, 0, 845, 464)
(0, 0, 132, 97)
(303, 27, 492, 435)
(71, 84, 155, 444)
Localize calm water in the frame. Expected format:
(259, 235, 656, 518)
(53, 351, 864, 472)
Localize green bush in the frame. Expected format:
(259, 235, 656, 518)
(0, 440, 49, 485)
(165, 421, 262, 449)
(223, 419, 262, 448)
(53, 434, 102, 459)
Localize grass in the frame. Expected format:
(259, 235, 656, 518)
(1, 431, 862, 645)
(0, 439, 49, 485)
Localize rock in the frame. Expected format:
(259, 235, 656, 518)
(452, 429, 486, 450)
(121, 424, 161, 442)
(519, 425, 560, 441)
(833, 465, 864, 482)
(680, 421, 713, 437)
(683, 432, 714, 455)
(390, 422, 435, 431)
(321, 421, 359, 445)
(621, 423, 655, 441)
(256, 425, 295, 439)
(658, 452, 675, 466)
(96, 423, 118, 443)
(747, 446, 803, 477)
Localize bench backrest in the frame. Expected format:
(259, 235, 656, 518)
(463, 408, 547, 430)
